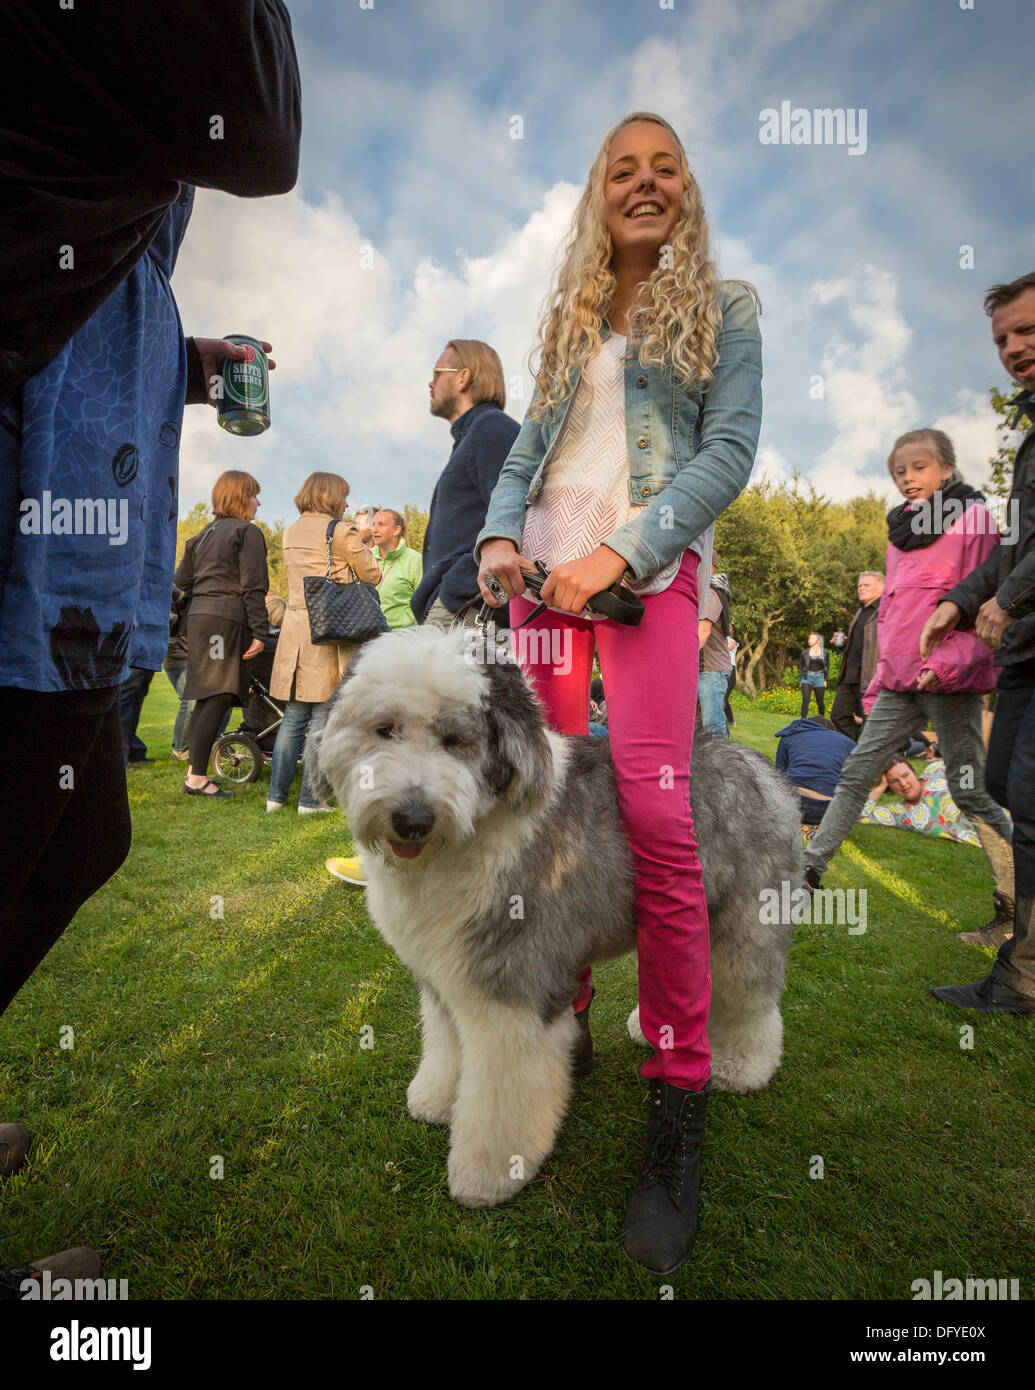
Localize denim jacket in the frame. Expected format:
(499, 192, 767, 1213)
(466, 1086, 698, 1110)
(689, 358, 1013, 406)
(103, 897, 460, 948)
(474, 281, 763, 581)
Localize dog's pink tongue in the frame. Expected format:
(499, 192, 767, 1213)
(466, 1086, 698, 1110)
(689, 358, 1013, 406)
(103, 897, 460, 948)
(390, 841, 424, 859)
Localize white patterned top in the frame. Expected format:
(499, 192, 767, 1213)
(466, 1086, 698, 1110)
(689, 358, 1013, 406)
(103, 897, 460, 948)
(520, 333, 711, 618)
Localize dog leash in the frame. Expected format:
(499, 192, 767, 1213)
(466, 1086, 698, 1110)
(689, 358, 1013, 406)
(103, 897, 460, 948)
(452, 561, 646, 632)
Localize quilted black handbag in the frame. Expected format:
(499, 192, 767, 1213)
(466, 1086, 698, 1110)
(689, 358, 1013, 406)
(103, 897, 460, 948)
(303, 521, 389, 645)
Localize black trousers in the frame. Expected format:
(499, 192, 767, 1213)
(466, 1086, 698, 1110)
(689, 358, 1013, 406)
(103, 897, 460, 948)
(118, 666, 154, 762)
(987, 661, 1035, 990)
(0, 686, 131, 1018)
(799, 795, 829, 826)
(799, 682, 825, 718)
(830, 681, 863, 739)
(187, 692, 236, 777)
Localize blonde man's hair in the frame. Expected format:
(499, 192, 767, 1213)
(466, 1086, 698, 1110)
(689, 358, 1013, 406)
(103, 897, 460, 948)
(529, 111, 759, 421)
(212, 470, 260, 520)
(445, 339, 506, 410)
(858, 570, 885, 584)
(294, 472, 349, 518)
(886, 429, 960, 480)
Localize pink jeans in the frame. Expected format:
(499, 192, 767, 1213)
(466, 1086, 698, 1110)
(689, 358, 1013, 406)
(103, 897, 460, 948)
(509, 549, 711, 1089)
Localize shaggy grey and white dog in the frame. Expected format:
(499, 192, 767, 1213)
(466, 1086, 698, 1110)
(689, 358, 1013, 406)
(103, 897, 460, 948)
(307, 625, 799, 1209)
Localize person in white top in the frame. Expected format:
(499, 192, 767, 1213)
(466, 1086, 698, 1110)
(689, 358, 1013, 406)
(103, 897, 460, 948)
(475, 112, 762, 1274)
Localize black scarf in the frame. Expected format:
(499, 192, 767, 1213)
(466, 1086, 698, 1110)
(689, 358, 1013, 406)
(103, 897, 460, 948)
(886, 479, 986, 552)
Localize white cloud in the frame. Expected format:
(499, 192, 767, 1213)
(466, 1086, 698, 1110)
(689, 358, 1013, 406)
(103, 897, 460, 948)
(751, 444, 794, 487)
(809, 266, 918, 502)
(933, 388, 1002, 492)
(173, 182, 580, 519)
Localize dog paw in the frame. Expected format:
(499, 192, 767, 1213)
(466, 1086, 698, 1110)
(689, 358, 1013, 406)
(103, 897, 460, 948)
(626, 1005, 648, 1047)
(406, 1075, 456, 1126)
(447, 1152, 533, 1208)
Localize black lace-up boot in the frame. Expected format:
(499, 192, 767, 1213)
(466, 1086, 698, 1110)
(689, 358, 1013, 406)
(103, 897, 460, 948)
(622, 1077, 709, 1274)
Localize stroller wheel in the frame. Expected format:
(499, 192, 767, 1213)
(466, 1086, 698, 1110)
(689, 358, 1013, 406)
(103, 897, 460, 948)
(212, 732, 263, 785)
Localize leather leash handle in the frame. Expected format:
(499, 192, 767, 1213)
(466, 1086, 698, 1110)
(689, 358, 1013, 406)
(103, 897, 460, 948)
(453, 562, 647, 632)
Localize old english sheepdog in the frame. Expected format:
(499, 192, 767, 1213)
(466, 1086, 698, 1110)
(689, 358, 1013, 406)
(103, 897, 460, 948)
(307, 624, 799, 1209)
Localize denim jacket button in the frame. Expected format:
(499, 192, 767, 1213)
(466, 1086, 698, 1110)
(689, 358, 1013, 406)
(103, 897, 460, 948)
(636, 375, 647, 388)
(636, 435, 648, 449)
(639, 483, 651, 497)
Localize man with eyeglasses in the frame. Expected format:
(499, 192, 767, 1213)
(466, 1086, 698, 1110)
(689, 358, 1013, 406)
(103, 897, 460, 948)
(411, 340, 520, 629)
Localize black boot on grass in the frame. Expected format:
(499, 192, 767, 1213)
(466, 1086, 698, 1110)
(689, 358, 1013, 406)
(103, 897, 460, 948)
(622, 1078, 709, 1275)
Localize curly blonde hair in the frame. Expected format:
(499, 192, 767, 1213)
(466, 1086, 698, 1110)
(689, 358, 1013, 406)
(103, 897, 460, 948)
(530, 112, 758, 422)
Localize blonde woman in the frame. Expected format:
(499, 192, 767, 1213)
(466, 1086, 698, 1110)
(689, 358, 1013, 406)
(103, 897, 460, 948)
(798, 631, 829, 717)
(476, 113, 762, 1272)
(266, 473, 381, 812)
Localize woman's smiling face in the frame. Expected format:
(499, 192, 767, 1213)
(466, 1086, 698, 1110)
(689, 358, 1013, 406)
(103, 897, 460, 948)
(604, 120, 684, 263)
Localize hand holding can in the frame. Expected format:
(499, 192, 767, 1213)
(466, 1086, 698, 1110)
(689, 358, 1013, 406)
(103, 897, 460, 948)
(217, 334, 271, 435)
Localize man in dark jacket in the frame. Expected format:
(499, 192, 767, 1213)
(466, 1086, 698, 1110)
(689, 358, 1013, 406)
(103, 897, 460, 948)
(0, 0, 300, 1292)
(829, 572, 883, 739)
(412, 340, 520, 628)
(923, 272, 1035, 1014)
(775, 716, 857, 837)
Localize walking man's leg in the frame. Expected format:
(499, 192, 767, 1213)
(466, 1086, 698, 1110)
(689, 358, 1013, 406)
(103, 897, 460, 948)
(930, 663, 1035, 1013)
(926, 691, 1014, 911)
(830, 682, 862, 740)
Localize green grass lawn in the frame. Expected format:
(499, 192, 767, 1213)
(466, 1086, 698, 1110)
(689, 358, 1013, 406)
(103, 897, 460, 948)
(2, 682, 1032, 1299)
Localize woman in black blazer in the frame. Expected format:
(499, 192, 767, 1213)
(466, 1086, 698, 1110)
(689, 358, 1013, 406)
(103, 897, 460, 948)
(174, 470, 270, 797)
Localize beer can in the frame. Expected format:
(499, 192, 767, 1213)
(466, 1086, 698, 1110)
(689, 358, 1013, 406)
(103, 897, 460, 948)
(217, 334, 271, 436)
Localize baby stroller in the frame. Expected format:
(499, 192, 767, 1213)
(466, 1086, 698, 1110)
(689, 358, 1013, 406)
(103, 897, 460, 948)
(211, 629, 285, 784)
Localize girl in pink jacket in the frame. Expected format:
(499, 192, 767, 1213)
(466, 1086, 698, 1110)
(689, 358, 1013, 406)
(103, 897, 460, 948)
(804, 429, 1015, 940)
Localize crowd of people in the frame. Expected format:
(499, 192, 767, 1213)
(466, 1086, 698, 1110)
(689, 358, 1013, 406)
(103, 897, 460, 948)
(1, 1, 1032, 1290)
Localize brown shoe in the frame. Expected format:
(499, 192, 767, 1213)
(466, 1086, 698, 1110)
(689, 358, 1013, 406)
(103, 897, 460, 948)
(0, 1123, 32, 1178)
(1, 1247, 101, 1301)
(956, 892, 1014, 949)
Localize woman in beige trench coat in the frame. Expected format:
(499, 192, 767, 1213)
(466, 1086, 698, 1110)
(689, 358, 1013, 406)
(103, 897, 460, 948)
(266, 472, 381, 812)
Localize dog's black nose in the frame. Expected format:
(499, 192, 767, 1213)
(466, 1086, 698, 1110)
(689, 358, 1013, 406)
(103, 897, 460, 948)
(391, 802, 435, 841)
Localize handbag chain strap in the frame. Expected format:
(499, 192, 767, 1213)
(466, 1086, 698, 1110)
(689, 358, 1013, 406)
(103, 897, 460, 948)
(325, 519, 358, 583)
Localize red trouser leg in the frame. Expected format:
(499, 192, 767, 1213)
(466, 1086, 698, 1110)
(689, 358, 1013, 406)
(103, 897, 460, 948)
(508, 603, 596, 1011)
(510, 550, 711, 1086)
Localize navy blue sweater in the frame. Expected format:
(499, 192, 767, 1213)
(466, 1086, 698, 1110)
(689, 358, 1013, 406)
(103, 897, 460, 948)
(412, 402, 520, 623)
(775, 718, 857, 798)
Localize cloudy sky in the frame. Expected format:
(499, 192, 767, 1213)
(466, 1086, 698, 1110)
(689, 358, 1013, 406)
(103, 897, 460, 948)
(172, 0, 1030, 525)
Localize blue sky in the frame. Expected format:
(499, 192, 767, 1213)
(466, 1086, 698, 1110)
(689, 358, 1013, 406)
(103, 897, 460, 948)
(173, 0, 1031, 526)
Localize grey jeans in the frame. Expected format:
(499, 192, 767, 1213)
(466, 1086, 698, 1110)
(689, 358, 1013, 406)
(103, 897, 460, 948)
(803, 689, 1014, 905)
